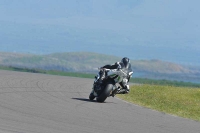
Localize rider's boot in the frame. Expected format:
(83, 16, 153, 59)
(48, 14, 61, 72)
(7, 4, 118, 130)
(111, 87, 120, 97)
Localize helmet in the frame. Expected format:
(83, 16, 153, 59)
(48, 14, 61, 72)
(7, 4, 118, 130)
(121, 57, 130, 69)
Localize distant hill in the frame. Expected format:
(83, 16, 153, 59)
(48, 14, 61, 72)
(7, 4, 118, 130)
(0, 52, 120, 72)
(0, 52, 200, 82)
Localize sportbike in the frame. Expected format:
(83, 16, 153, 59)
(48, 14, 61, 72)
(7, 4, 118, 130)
(89, 68, 133, 102)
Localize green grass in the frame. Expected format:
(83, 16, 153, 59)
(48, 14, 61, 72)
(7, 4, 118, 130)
(45, 70, 95, 78)
(0, 66, 95, 79)
(130, 78, 200, 88)
(117, 85, 200, 121)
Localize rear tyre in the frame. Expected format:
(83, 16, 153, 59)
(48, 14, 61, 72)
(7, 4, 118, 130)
(96, 83, 113, 103)
(89, 92, 95, 100)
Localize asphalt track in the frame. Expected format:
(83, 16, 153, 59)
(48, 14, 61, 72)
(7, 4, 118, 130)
(0, 70, 199, 133)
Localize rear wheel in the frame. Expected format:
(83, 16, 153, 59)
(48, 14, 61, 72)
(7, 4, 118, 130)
(96, 83, 113, 103)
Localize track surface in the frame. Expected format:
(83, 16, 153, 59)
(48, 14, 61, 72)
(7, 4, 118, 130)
(0, 70, 199, 133)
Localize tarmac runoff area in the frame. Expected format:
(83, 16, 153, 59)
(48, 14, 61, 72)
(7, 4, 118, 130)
(0, 70, 199, 133)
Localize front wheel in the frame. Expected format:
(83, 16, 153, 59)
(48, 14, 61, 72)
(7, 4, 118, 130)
(96, 83, 113, 103)
(89, 92, 95, 100)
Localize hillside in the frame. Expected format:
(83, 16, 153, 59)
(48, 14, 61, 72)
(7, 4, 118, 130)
(0, 52, 199, 82)
(0, 52, 120, 72)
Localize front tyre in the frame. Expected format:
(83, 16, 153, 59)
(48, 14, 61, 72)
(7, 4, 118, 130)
(96, 83, 113, 103)
(89, 92, 95, 100)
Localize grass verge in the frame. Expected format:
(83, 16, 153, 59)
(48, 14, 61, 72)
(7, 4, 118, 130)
(117, 85, 200, 121)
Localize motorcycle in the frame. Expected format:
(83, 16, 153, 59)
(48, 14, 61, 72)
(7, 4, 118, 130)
(89, 68, 133, 102)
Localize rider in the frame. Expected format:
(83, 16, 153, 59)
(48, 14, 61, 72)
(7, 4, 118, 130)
(98, 57, 133, 95)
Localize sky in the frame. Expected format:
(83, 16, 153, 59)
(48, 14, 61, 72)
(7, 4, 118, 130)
(0, 0, 200, 65)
